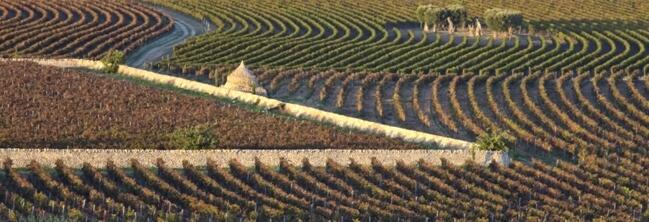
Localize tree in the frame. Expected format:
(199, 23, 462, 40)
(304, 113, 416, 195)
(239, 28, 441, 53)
(416, 5, 429, 28)
(100, 50, 125, 73)
(425, 7, 446, 32)
(446, 5, 468, 29)
(472, 130, 510, 151)
(416, 4, 467, 32)
(484, 8, 524, 33)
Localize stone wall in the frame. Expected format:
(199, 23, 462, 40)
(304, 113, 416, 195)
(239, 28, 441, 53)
(0, 149, 510, 168)
(0, 58, 475, 150)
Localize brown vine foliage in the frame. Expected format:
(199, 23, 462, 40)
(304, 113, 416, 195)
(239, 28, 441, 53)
(0, 62, 423, 149)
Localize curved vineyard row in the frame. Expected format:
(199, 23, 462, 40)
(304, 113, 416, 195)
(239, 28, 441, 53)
(146, 0, 649, 74)
(0, 0, 173, 59)
(0, 156, 645, 221)
(171, 64, 649, 156)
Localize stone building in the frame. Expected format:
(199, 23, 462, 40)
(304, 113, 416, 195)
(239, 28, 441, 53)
(223, 61, 267, 96)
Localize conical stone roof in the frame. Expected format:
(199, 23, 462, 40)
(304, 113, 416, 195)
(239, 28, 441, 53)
(223, 61, 267, 95)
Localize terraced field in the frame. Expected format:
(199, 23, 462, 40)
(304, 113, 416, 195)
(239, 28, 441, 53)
(156, 64, 649, 158)
(0, 0, 648, 221)
(0, 154, 646, 221)
(147, 0, 649, 74)
(140, 0, 649, 157)
(0, 0, 173, 59)
(252, 70, 649, 154)
(0, 61, 422, 150)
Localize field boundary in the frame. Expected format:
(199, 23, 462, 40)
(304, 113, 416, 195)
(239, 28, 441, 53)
(0, 149, 510, 167)
(1, 58, 475, 150)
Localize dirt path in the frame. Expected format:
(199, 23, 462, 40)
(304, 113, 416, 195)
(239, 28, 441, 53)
(125, 6, 212, 68)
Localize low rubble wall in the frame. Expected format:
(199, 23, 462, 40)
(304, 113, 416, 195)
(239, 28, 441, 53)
(0, 149, 511, 168)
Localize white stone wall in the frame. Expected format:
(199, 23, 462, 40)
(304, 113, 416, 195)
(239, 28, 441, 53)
(0, 149, 510, 168)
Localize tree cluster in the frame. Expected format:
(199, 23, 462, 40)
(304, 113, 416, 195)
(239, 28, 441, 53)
(415, 5, 524, 35)
(416, 4, 468, 32)
(483, 8, 524, 33)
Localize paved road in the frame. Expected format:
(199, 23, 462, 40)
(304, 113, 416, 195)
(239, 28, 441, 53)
(125, 6, 212, 68)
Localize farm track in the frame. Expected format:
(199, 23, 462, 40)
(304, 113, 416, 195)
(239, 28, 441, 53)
(125, 6, 212, 68)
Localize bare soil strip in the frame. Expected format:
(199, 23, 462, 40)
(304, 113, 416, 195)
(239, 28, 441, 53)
(125, 6, 212, 68)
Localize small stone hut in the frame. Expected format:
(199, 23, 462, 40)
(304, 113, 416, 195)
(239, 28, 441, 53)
(223, 61, 267, 96)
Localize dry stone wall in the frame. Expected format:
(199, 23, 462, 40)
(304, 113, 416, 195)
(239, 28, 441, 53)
(1, 58, 475, 150)
(0, 149, 510, 168)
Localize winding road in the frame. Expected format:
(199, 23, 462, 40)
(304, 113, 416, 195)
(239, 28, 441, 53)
(125, 6, 212, 68)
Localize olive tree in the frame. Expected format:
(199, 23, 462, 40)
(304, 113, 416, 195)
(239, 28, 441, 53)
(416, 5, 429, 28)
(484, 8, 524, 33)
(416, 4, 468, 32)
(446, 4, 468, 29)
(425, 7, 447, 32)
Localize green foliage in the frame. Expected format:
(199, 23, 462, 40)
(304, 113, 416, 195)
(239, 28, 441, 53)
(100, 50, 125, 73)
(154, 0, 648, 75)
(425, 7, 447, 27)
(446, 4, 468, 27)
(618, 186, 632, 198)
(415, 5, 428, 25)
(67, 209, 84, 222)
(416, 4, 468, 28)
(33, 192, 48, 206)
(527, 23, 537, 34)
(170, 124, 218, 149)
(125, 209, 137, 221)
(11, 47, 21, 59)
(472, 130, 510, 151)
(3, 210, 16, 222)
(484, 8, 524, 32)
